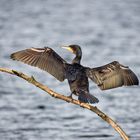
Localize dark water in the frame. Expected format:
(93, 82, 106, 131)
(0, 0, 140, 139)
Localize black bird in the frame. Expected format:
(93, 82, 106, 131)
(10, 45, 139, 104)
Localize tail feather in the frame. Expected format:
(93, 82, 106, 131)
(87, 94, 99, 104)
(78, 92, 99, 104)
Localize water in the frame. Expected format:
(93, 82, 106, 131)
(0, 0, 140, 139)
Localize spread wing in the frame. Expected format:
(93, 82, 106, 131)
(10, 47, 67, 81)
(86, 61, 139, 90)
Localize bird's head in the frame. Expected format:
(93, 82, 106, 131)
(62, 44, 82, 56)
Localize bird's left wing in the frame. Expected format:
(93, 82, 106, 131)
(86, 61, 139, 90)
(10, 47, 67, 81)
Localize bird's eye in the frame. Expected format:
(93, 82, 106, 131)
(72, 47, 77, 53)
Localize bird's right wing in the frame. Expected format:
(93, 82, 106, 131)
(11, 47, 67, 81)
(86, 61, 139, 90)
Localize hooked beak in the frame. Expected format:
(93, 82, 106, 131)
(61, 46, 74, 53)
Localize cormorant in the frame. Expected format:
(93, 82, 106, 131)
(10, 45, 139, 104)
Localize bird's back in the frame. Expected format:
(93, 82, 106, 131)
(66, 64, 89, 93)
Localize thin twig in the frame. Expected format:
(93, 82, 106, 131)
(0, 67, 130, 140)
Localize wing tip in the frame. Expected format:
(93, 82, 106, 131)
(125, 70, 139, 86)
(134, 76, 139, 85)
(10, 53, 16, 60)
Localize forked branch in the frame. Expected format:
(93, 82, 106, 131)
(0, 67, 130, 140)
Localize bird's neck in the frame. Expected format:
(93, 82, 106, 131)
(72, 51, 82, 64)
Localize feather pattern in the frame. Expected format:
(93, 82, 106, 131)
(10, 47, 67, 81)
(86, 61, 139, 90)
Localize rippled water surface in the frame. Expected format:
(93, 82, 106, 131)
(0, 0, 140, 140)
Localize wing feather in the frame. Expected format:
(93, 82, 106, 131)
(11, 47, 67, 81)
(86, 61, 139, 90)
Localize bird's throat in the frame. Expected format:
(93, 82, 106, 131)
(72, 55, 81, 64)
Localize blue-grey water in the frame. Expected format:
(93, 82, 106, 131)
(0, 0, 140, 140)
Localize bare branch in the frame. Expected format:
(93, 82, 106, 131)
(0, 67, 130, 140)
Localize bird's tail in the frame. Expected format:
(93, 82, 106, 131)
(78, 92, 99, 104)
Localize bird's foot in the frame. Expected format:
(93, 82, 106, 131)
(67, 93, 73, 102)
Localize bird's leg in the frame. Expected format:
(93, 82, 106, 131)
(68, 93, 73, 98)
(67, 93, 73, 102)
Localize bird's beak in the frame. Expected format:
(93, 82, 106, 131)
(61, 46, 74, 53)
